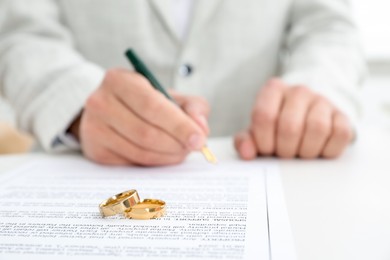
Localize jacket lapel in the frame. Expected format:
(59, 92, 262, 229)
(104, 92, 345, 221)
(149, 0, 179, 43)
(188, 0, 223, 40)
(148, 0, 223, 44)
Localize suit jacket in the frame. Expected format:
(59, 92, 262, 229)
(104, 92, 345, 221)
(0, 0, 365, 151)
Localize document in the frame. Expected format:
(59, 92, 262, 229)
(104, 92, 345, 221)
(0, 155, 295, 260)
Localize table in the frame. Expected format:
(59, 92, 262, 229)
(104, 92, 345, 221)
(1, 126, 389, 260)
(282, 126, 390, 260)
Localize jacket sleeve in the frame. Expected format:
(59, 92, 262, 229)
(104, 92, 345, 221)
(281, 0, 366, 126)
(0, 0, 105, 151)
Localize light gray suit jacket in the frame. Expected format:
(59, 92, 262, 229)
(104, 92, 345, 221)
(0, 0, 365, 151)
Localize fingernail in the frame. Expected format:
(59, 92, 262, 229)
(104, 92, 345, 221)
(188, 134, 204, 150)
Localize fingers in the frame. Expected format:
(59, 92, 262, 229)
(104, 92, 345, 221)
(79, 68, 210, 166)
(105, 125, 188, 166)
(241, 79, 354, 160)
(81, 113, 187, 166)
(276, 87, 313, 158)
(173, 93, 210, 135)
(251, 79, 285, 155)
(234, 131, 257, 160)
(88, 92, 185, 154)
(299, 99, 333, 158)
(107, 70, 206, 151)
(322, 112, 353, 158)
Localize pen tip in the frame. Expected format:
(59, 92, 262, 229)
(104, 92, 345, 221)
(201, 146, 218, 164)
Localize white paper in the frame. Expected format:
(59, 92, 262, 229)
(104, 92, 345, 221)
(266, 169, 297, 260)
(0, 156, 294, 260)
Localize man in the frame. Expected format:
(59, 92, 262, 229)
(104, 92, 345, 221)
(0, 0, 365, 165)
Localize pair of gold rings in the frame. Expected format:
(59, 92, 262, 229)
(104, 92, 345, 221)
(99, 190, 165, 220)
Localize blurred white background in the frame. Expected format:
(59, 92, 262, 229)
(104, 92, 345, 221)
(352, 0, 390, 129)
(0, 0, 390, 129)
(353, 0, 390, 60)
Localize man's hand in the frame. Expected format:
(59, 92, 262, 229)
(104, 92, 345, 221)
(235, 79, 354, 160)
(70, 69, 210, 166)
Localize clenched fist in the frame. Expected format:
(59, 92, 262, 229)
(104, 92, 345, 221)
(235, 79, 354, 160)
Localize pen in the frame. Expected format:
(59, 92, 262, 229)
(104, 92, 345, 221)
(125, 49, 218, 164)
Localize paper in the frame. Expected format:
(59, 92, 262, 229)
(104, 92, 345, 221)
(0, 156, 295, 260)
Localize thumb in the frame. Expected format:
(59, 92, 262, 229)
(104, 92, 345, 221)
(171, 92, 210, 135)
(234, 130, 257, 160)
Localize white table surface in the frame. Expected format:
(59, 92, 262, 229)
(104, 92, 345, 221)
(1, 126, 389, 260)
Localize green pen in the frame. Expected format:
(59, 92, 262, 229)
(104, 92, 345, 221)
(125, 49, 217, 164)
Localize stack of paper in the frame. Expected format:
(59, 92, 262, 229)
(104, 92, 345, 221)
(0, 156, 295, 260)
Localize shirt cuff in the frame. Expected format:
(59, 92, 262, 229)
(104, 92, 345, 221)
(31, 62, 105, 152)
(53, 131, 81, 151)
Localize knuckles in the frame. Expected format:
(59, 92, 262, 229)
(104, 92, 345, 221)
(252, 108, 277, 127)
(333, 120, 352, 142)
(287, 85, 312, 98)
(306, 117, 331, 137)
(278, 116, 302, 139)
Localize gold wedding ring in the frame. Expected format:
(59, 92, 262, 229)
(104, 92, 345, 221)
(99, 190, 140, 217)
(124, 199, 166, 220)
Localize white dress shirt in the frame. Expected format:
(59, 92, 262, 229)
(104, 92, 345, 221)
(173, 0, 194, 40)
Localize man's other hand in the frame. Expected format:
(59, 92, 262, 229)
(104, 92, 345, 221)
(235, 79, 354, 160)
